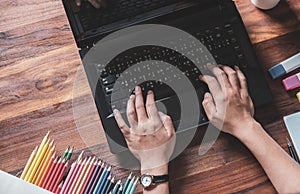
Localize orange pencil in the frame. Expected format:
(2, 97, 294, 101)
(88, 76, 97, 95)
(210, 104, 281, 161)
(32, 139, 54, 184)
(49, 158, 66, 192)
(38, 152, 56, 187)
(52, 161, 69, 192)
(45, 157, 62, 190)
(41, 156, 58, 188)
(79, 158, 98, 194)
(20, 146, 38, 180)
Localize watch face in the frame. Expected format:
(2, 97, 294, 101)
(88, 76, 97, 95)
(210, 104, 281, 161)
(141, 175, 152, 187)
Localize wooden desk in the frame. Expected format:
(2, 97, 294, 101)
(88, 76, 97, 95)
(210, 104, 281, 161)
(1, 0, 300, 193)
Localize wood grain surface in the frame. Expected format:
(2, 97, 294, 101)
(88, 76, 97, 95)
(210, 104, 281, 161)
(1, 0, 300, 193)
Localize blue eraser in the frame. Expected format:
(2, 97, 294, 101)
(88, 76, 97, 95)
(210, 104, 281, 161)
(268, 64, 286, 79)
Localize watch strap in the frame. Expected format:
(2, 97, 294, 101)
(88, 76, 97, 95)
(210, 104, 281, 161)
(152, 174, 169, 183)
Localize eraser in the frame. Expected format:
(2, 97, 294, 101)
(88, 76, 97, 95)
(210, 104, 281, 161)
(269, 52, 300, 79)
(297, 92, 300, 103)
(282, 72, 300, 91)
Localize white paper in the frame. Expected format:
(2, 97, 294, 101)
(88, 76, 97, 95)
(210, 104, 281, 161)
(284, 111, 300, 157)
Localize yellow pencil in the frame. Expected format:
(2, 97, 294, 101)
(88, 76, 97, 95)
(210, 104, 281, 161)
(76, 156, 96, 194)
(73, 157, 91, 193)
(27, 138, 50, 183)
(20, 146, 38, 180)
(24, 131, 50, 181)
(33, 140, 55, 185)
(37, 152, 56, 187)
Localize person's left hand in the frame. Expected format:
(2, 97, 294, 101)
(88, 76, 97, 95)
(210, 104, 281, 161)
(114, 86, 176, 171)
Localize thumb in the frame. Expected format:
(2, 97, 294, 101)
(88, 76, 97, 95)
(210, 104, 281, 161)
(158, 112, 175, 137)
(202, 92, 216, 120)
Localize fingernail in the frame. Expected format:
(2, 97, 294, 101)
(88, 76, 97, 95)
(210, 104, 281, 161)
(147, 90, 153, 95)
(204, 92, 210, 98)
(234, 65, 239, 70)
(130, 94, 135, 99)
(199, 75, 204, 80)
(135, 86, 140, 92)
(113, 109, 118, 114)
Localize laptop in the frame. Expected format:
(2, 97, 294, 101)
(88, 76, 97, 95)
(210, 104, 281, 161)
(63, 0, 273, 154)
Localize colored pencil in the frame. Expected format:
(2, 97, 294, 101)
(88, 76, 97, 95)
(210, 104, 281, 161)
(64, 154, 84, 194)
(25, 132, 50, 182)
(62, 147, 69, 159)
(37, 152, 56, 186)
(52, 160, 69, 192)
(32, 139, 54, 184)
(75, 157, 95, 194)
(45, 157, 62, 190)
(79, 158, 98, 194)
(93, 165, 111, 194)
(112, 180, 121, 194)
(55, 181, 64, 194)
(104, 176, 115, 194)
(68, 157, 88, 193)
(124, 177, 135, 194)
(20, 146, 38, 180)
(129, 177, 139, 194)
(91, 164, 108, 194)
(84, 160, 103, 194)
(41, 156, 58, 188)
(116, 185, 123, 194)
(100, 174, 112, 194)
(122, 172, 132, 194)
(49, 158, 66, 192)
(60, 161, 76, 194)
(65, 146, 74, 161)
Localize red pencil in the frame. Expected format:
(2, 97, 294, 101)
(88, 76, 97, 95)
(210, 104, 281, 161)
(55, 181, 64, 194)
(79, 160, 98, 194)
(45, 157, 62, 190)
(41, 156, 58, 188)
(68, 157, 87, 194)
(60, 161, 76, 194)
(52, 160, 68, 192)
(64, 159, 84, 194)
(49, 158, 66, 192)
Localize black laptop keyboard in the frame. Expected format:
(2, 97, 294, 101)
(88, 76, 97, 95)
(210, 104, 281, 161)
(95, 23, 246, 116)
(73, 0, 183, 31)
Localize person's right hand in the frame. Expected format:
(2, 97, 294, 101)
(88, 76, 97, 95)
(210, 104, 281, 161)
(200, 64, 255, 136)
(75, 0, 107, 9)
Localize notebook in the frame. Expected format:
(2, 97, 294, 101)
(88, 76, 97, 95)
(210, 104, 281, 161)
(284, 111, 300, 157)
(0, 170, 51, 194)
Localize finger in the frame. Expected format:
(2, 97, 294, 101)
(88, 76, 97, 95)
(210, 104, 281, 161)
(207, 64, 231, 89)
(234, 66, 248, 90)
(199, 75, 222, 103)
(202, 92, 216, 120)
(145, 90, 160, 121)
(88, 0, 101, 8)
(219, 65, 240, 89)
(234, 66, 250, 99)
(75, 0, 81, 6)
(134, 86, 148, 121)
(126, 95, 137, 128)
(114, 109, 130, 136)
(158, 112, 175, 137)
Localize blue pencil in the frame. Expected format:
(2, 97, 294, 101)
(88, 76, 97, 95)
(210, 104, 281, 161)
(124, 177, 135, 194)
(121, 172, 132, 194)
(129, 177, 139, 194)
(100, 174, 112, 194)
(116, 184, 123, 194)
(93, 165, 111, 194)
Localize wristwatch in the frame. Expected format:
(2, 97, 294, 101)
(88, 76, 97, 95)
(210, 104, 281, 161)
(140, 173, 169, 188)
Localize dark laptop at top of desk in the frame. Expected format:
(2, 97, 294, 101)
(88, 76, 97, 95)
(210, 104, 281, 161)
(63, 0, 272, 153)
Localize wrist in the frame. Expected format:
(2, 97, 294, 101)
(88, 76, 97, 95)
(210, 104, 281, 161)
(232, 118, 261, 142)
(141, 164, 168, 175)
